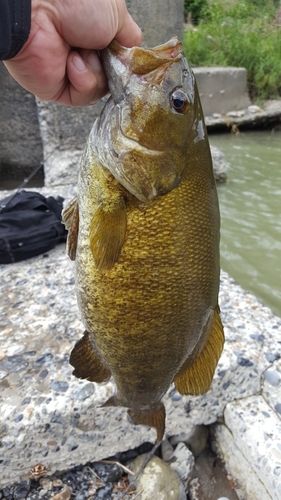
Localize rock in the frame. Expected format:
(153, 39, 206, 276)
(38, 478, 52, 491)
(188, 478, 201, 500)
(161, 440, 174, 462)
(226, 110, 245, 118)
(210, 146, 229, 183)
(169, 442, 195, 488)
(13, 480, 30, 499)
(248, 105, 262, 113)
(129, 454, 186, 500)
(170, 425, 209, 457)
(52, 486, 72, 500)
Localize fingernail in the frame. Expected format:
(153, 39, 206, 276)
(87, 52, 102, 72)
(73, 54, 87, 72)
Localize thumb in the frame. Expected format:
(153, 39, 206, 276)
(115, 10, 142, 48)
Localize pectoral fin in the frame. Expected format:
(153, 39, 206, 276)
(70, 331, 111, 383)
(174, 307, 224, 396)
(62, 197, 79, 260)
(128, 403, 166, 441)
(89, 197, 127, 273)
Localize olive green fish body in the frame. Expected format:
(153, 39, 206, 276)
(63, 37, 224, 440)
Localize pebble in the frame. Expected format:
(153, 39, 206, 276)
(52, 486, 72, 500)
(96, 483, 113, 498)
(169, 442, 195, 487)
(92, 462, 123, 483)
(264, 370, 280, 387)
(72, 383, 95, 400)
(247, 105, 261, 113)
(52, 480, 63, 487)
(170, 425, 209, 457)
(39, 478, 52, 491)
(161, 439, 174, 462)
(13, 480, 30, 499)
(129, 454, 186, 500)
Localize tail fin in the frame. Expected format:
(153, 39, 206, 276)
(128, 403, 166, 441)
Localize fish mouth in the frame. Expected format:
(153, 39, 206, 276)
(108, 36, 183, 75)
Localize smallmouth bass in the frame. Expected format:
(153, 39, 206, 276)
(62, 37, 224, 441)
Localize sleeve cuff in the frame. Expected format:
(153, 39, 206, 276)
(0, 0, 31, 60)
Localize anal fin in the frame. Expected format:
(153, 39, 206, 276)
(70, 331, 111, 383)
(128, 403, 166, 441)
(62, 197, 79, 260)
(174, 306, 224, 396)
(89, 197, 127, 273)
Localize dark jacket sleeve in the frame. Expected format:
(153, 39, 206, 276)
(0, 0, 31, 60)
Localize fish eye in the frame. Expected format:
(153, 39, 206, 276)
(170, 89, 189, 114)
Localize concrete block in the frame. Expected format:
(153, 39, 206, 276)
(214, 423, 272, 500)
(0, 65, 43, 189)
(127, 0, 184, 47)
(193, 67, 251, 116)
(215, 396, 281, 500)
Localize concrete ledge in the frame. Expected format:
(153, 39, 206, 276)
(205, 100, 281, 132)
(193, 67, 251, 116)
(0, 187, 280, 497)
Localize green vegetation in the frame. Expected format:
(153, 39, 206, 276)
(183, 0, 281, 100)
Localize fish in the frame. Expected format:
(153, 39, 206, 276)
(62, 36, 224, 441)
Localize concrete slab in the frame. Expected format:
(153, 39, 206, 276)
(193, 67, 251, 116)
(215, 396, 281, 500)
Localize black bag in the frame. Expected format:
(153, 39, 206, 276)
(0, 190, 67, 263)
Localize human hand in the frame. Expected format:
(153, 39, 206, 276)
(4, 0, 141, 106)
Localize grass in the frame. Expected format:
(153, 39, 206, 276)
(183, 0, 281, 100)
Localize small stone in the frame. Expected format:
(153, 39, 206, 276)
(0, 355, 29, 373)
(161, 439, 174, 462)
(13, 480, 31, 499)
(52, 486, 72, 500)
(248, 105, 261, 113)
(52, 479, 63, 487)
(51, 381, 69, 393)
(169, 442, 195, 487)
(264, 370, 280, 386)
(6, 345, 25, 356)
(96, 483, 113, 499)
(170, 425, 209, 457)
(129, 454, 186, 500)
(274, 403, 281, 414)
(39, 478, 53, 491)
(72, 383, 95, 400)
(237, 357, 253, 367)
(265, 352, 280, 363)
(92, 462, 123, 483)
(188, 478, 200, 500)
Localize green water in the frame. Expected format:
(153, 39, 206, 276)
(210, 129, 281, 317)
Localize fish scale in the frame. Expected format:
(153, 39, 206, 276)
(62, 36, 224, 440)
